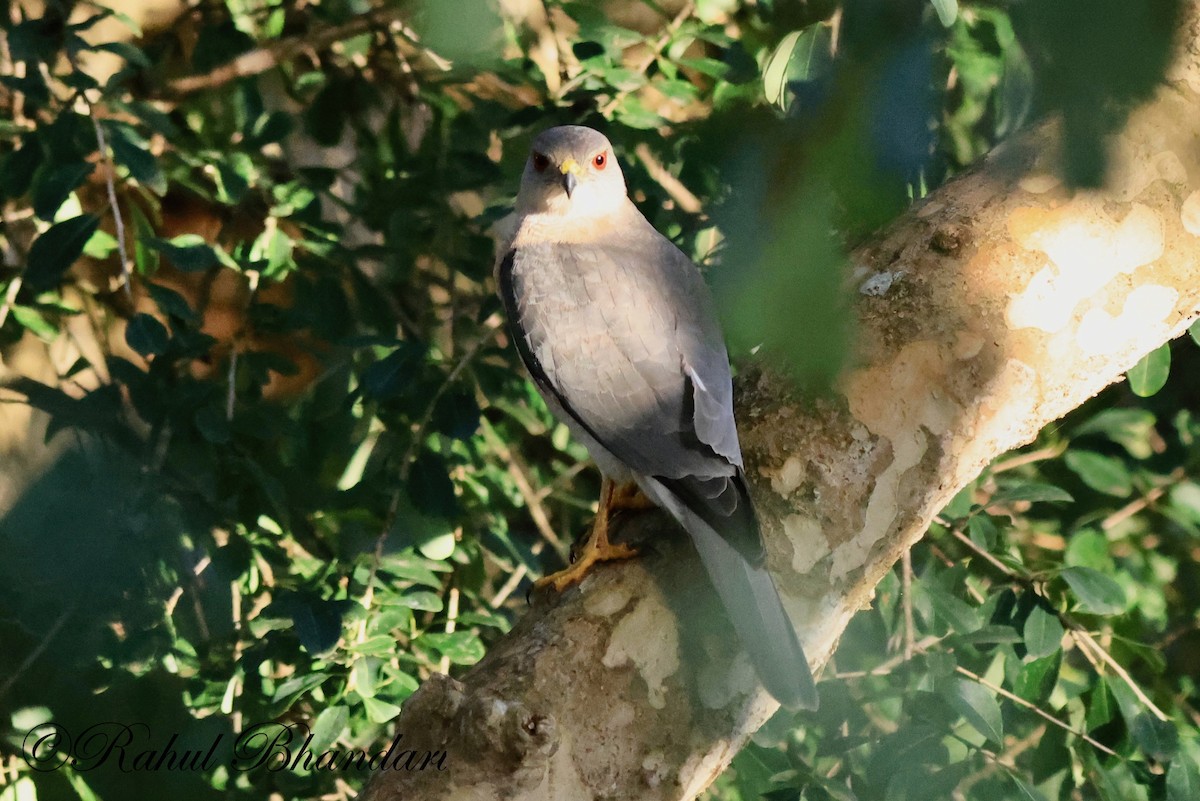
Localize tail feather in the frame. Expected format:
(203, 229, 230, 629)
(639, 476, 819, 711)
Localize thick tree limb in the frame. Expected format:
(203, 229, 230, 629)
(364, 9, 1200, 801)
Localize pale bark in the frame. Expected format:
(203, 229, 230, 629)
(363, 9, 1200, 801)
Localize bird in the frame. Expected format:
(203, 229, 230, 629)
(495, 124, 818, 711)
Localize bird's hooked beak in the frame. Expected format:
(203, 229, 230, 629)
(559, 158, 581, 198)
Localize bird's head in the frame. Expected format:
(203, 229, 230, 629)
(517, 125, 627, 217)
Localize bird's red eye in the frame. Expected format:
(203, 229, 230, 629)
(532, 152, 549, 172)
(592, 152, 607, 170)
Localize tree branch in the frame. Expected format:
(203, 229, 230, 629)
(161, 5, 411, 98)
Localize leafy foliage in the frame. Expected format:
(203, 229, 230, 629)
(718, 345, 1200, 801)
(0, 2, 1195, 801)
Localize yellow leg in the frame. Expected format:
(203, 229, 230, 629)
(610, 481, 656, 512)
(533, 478, 639, 593)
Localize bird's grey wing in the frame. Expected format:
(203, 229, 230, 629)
(498, 240, 720, 478)
(498, 234, 761, 559)
(498, 231, 817, 710)
(607, 233, 817, 711)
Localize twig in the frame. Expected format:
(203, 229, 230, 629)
(901, 548, 915, 660)
(533, 0, 568, 95)
(1069, 628, 1171, 722)
(634, 143, 703, 214)
(939, 515, 1172, 725)
(989, 441, 1068, 474)
(959, 726, 1052, 798)
(401, 318, 502, 484)
(226, 349, 239, 419)
(0, 276, 21, 329)
(833, 634, 944, 678)
(480, 417, 567, 556)
(954, 665, 1120, 758)
(438, 585, 460, 674)
(225, 269, 261, 421)
(1100, 466, 1185, 531)
(0, 604, 75, 703)
(535, 459, 589, 500)
(164, 5, 410, 97)
(490, 561, 530, 608)
(353, 320, 502, 646)
(936, 520, 1022, 582)
(87, 111, 134, 301)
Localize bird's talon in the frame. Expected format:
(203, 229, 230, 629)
(532, 538, 638, 593)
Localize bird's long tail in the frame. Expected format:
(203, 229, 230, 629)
(638, 476, 819, 711)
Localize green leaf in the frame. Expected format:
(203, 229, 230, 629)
(1015, 650, 1061, 705)
(1008, 772, 1047, 801)
(32, 161, 94, 221)
(147, 283, 198, 323)
(92, 41, 151, 69)
(362, 343, 425, 399)
(1065, 528, 1115, 571)
(920, 581, 981, 633)
(408, 451, 458, 520)
(1061, 566, 1126, 615)
(10, 305, 58, 340)
(272, 673, 326, 705)
(930, 0, 959, 27)
(148, 235, 221, 272)
(955, 625, 1024, 646)
(1023, 605, 1065, 659)
(989, 482, 1074, 506)
(1130, 713, 1178, 760)
(947, 678, 1004, 744)
(1074, 408, 1157, 458)
(247, 110, 294, 147)
(291, 599, 346, 655)
(1127, 344, 1170, 397)
(0, 137, 43, 199)
(106, 122, 165, 194)
(431, 388, 481, 440)
(383, 553, 448, 589)
(1086, 681, 1116, 729)
(360, 695, 401, 724)
(352, 658, 377, 698)
(614, 95, 663, 129)
(420, 631, 486, 665)
(82, 227, 118, 259)
(1167, 753, 1200, 801)
(601, 66, 645, 91)
(967, 514, 998, 551)
(24, 214, 100, 291)
(1190, 319, 1200, 346)
(383, 668, 420, 701)
(676, 57, 730, 79)
(390, 512, 455, 570)
(125, 313, 169, 357)
(1168, 481, 1200, 524)
(389, 591, 443, 612)
(417, 530, 455, 560)
(762, 24, 832, 109)
(215, 158, 252, 204)
(194, 405, 232, 444)
(309, 705, 348, 753)
(1064, 450, 1132, 497)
